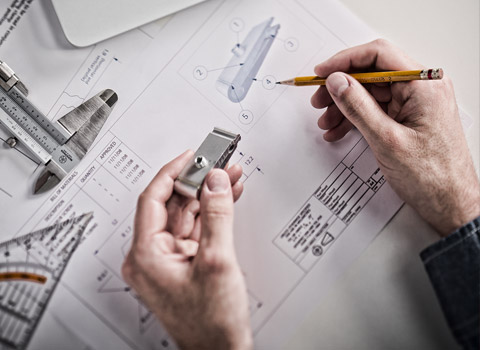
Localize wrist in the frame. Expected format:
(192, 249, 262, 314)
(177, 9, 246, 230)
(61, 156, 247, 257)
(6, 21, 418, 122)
(434, 182, 480, 237)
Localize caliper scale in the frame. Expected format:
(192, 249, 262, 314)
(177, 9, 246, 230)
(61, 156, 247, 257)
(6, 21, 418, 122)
(0, 214, 93, 350)
(0, 60, 118, 194)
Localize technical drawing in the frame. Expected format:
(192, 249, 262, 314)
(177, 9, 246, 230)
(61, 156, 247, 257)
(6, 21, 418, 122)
(216, 18, 280, 103)
(96, 271, 157, 335)
(229, 149, 265, 183)
(49, 313, 97, 350)
(0, 0, 407, 348)
(91, 215, 174, 348)
(179, 3, 324, 132)
(49, 48, 117, 122)
(274, 138, 387, 271)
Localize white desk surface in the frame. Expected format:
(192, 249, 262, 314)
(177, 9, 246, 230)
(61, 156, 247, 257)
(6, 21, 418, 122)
(285, 0, 479, 349)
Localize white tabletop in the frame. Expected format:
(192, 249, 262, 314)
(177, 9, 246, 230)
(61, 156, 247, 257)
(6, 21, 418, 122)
(285, 0, 479, 349)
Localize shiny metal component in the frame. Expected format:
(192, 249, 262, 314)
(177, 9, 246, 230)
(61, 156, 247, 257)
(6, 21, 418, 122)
(9, 85, 72, 144)
(194, 155, 208, 169)
(6, 137, 17, 148)
(0, 60, 28, 95)
(34, 169, 61, 194)
(0, 59, 118, 194)
(34, 89, 118, 194)
(57, 89, 117, 159)
(174, 128, 241, 199)
(216, 18, 280, 103)
(420, 68, 443, 80)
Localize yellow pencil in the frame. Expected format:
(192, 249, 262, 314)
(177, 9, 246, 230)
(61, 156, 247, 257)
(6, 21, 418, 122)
(277, 68, 443, 86)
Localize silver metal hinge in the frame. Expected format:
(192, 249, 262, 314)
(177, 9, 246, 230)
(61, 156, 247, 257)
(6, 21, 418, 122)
(174, 127, 241, 199)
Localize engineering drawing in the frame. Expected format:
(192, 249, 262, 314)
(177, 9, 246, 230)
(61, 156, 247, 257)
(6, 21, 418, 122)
(216, 18, 280, 103)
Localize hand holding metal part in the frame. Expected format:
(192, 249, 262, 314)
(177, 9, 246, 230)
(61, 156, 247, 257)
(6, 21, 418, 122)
(123, 152, 251, 350)
(0, 60, 117, 194)
(174, 128, 241, 199)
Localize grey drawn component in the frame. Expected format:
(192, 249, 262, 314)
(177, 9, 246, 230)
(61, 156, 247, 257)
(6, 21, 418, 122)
(216, 18, 280, 103)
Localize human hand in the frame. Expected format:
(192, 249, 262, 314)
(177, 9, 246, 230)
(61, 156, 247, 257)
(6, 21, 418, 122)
(311, 39, 480, 236)
(122, 150, 253, 350)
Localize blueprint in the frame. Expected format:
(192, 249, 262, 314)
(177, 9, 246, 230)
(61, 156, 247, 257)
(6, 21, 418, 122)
(0, 0, 404, 349)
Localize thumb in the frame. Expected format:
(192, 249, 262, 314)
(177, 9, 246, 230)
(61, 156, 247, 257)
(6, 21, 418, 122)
(197, 169, 235, 262)
(326, 72, 399, 142)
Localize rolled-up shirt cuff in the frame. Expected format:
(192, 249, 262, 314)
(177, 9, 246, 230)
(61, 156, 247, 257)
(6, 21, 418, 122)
(420, 216, 480, 350)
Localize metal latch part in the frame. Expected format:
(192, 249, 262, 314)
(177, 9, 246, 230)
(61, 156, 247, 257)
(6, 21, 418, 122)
(174, 127, 241, 199)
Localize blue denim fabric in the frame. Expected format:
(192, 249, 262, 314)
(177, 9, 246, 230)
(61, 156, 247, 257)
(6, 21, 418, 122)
(420, 217, 480, 350)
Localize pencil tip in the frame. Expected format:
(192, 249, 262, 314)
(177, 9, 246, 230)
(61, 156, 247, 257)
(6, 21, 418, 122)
(276, 82, 281, 84)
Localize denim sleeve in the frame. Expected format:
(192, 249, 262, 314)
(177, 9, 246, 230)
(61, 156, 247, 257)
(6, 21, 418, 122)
(420, 217, 480, 350)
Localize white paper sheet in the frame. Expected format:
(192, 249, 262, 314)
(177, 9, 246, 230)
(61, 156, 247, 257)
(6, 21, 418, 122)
(0, 0, 404, 349)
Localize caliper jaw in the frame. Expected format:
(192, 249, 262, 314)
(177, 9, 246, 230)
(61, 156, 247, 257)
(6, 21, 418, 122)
(34, 89, 118, 194)
(0, 60, 117, 194)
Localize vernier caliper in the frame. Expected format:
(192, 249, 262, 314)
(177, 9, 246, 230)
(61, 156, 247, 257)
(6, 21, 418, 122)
(0, 60, 117, 194)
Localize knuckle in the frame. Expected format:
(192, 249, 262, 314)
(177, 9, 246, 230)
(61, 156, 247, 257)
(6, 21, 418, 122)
(130, 246, 147, 266)
(121, 256, 134, 284)
(204, 201, 233, 221)
(205, 208, 232, 222)
(200, 248, 231, 273)
(137, 192, 149, 207)
(379, 127, 404, 150)
(373, 38, 391, 48)
(121, 245, 149, 286)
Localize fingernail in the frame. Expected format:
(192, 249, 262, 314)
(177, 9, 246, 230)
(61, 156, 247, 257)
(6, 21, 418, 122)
(327, 73, 349, 97)
(206, 171, 229, 192)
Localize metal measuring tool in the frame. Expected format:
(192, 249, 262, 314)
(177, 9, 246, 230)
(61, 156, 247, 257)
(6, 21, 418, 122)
(0, 60, 118, 194)
(0, 213, 93, 350)
(174, 127, 241, 199)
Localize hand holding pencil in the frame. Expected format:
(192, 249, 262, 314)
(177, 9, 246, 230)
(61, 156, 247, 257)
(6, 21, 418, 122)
(310, 39, 480, 236)
(278, 68, 443, 86)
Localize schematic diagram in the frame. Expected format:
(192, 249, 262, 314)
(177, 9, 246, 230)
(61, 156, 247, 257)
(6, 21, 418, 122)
(274, 138, 386, 271)
(0, 0, 409, 348)
(216, 18, 280, 103)
(179, 1, 324, 132)
(229, 148, 265, 183)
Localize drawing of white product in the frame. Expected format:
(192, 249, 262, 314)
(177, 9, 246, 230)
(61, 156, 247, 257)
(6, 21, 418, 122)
(216, 18, 280, 103)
